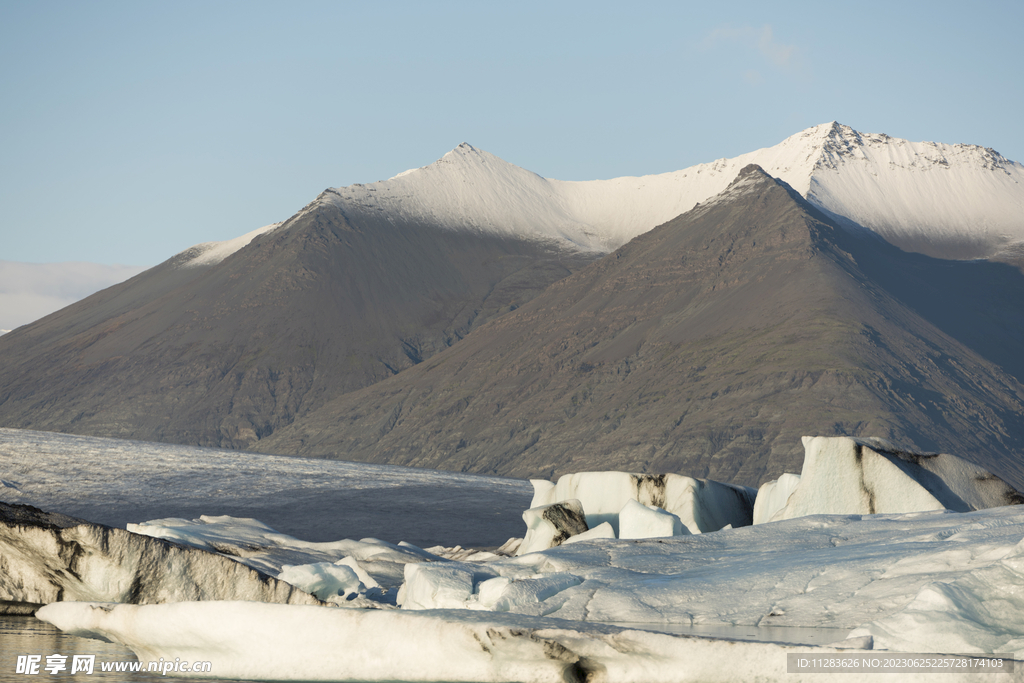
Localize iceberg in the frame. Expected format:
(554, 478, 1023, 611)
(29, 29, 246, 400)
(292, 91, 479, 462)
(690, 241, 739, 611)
(768, 436, 1024, 521)
(0, 503, 321, 614)
(752, 473, 801, 525)
(20, 431, 1024, 681)
(617, 499, 688, 539)
(128, 514, 436, 594)
(517, 499, 589, 555)
(277, 561, 381, 605)
(528, 471, 756, 535)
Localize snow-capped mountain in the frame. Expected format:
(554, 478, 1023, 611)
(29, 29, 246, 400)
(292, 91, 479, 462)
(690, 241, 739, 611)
(287, 123, 1023, 260)
(4, 123, 1023, 472)
(175, 123, 1024, 268)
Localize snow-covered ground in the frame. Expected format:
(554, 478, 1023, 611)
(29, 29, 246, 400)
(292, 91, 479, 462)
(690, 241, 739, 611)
(4, 428, 1024, 681)
(181, 122, 1024, 267)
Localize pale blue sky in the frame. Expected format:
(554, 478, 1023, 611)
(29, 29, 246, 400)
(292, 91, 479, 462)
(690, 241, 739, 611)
(3, 0, 1022, 266)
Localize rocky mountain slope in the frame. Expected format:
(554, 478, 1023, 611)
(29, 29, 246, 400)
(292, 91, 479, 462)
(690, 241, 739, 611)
(259, 166, 1024, 489)
(0, 202, 591, 448)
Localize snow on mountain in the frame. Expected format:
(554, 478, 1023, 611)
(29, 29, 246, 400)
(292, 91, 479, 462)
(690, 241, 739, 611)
(168, 124, 1023, 265)
(804, 124, 1024, 258)
(304, 123, 1024, 258)
(176, 222, 283, 268)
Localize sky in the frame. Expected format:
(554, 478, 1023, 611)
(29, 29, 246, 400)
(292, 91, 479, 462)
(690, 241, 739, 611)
(2, 0, 1023, 269)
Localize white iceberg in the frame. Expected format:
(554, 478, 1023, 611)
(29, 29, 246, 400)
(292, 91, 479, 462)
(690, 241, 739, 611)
(0, 503, 320, 613)
(517, 499, 589, 555)
(769, 436, 1024, 521)
(277, 560, 381, 604)
(617, 499, 688, 539)
(128, 514, 435, 594)
(529, 471, 756, 535)
(562, 522, 616, 545)
(396, 562, 499, 611)
(752, 473, 801, 525)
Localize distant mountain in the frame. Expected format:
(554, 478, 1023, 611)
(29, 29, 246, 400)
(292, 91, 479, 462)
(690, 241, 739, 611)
(259, 166, 1024, 490)
(0, 204, 592, 448)
(1, 123, 1022, 477)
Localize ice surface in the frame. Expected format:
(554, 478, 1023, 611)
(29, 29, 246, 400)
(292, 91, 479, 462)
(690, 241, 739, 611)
(277, 562, 377, 604)
(35, 601, 1010, 682)
(14, 427, 1024, 679)
(382, 503, 1024, 657)
(562, 522, 615, 545)
(617, 499, 687, 539)
(127, 515, 436, 595)
(0, 428, 532, 548)
(397, 562, 499, 610)
(771, 436, 1023, 521)
(528, 479, 556, 508)
(0, 502, 321, 612)
(517, 499, 589, 555)
(850, 539, 1024, 655)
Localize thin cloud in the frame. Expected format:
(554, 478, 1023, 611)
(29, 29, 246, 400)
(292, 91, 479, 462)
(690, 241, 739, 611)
(702, 24, 802, 74)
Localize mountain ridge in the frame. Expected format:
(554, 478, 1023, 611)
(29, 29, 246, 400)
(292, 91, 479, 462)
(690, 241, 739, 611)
(310, 122, 1024, 259)
(257, 165, 1024, 489)
(164, 122, 1024, 271)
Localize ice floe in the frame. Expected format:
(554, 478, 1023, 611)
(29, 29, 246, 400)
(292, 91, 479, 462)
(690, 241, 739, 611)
(768, 436, 1024, 522)
(518, 499, 590, 555)
(0, 503, 321, 614)
(528, 471, 756, 536)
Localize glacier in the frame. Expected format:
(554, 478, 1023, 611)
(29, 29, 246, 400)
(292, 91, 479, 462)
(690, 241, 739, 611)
(34, 505, 1024, 681)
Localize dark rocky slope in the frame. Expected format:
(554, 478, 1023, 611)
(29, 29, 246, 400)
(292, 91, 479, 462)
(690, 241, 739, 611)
(0, 199, 593, 448)
(259, 166, 1024, 489)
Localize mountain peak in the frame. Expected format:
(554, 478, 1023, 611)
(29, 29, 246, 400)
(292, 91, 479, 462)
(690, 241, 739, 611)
(321, 122, 1024, 260)
(441, 142, 482, 160)
(694, 164, 798, 215)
